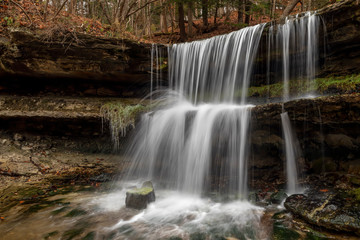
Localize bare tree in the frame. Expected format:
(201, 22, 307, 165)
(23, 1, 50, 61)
(282, 0, 301, 18)
(188, 1, 194, 37)
(178, 2, 187, 41)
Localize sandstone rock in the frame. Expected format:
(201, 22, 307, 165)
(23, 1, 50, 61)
(125, 181, 155, 210)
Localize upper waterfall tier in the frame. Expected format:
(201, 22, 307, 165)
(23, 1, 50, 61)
(168, 24, 265, 104)
(165, 12, 321, 104)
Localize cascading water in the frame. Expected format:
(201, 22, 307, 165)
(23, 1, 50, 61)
(125, 103, 252, 196)
(281, 111, 302, 194)
(169, 24, 265, 104)
(126, 24, 265, 197)
(269, 12, 320, 101)
(104, 12, 325, 240)
(126, 13, 322, 197)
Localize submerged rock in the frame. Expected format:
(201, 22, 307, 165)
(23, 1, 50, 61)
(284, 190, 360, 236)
(125, 181, 155, 210)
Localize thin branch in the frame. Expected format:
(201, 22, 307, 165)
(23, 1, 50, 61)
(52, 0, 70, 21)
(124, 0, 137, 20)
(126, 0, 160, 18)
(9, 0, 33, 26)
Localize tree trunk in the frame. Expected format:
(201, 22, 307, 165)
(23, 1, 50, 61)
(160, 0, 168, 33)
(188, 1, 193, 37)
(282, 0, 301, 17)
(201, 0, 208, 29)
(178, 2, 187, 42)
(238, 0, 244, 23)
(244, 0, 251, 25)
(69, 0, 76, 14)
(214, 2, 219, 25)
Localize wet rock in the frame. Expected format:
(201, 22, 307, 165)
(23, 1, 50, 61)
(90, 173, 113, 182)
(311, 157, 337, 174)
(269, 190, 288, 204)
(284, 190, 360, 236)
(125, 181, 155, 210)
(248, 191, 260, 203)
(252, 130, 283, 149)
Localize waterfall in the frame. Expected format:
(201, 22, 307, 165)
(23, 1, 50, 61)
(169, 24, 265, 104)
(125, 103, 252, 196)
(270, 12, 320, 100)
(124, 13, 322, 198)
(125, 24, 265, 197)
(281, 112, 302, 194)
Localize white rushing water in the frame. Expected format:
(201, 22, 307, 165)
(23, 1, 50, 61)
(169, 24, 265, 104)
(91, 185, 264, 239)
(271, 12, 320, 101)
(126, 22, 267, 196)
(281, 112, 302, 194)
(103, 11, 323, 240)
(129, 13, 321, 197)
(125, 102, 252, 197)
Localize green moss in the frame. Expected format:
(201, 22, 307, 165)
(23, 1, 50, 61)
(315, 74, 360, 93)
(273, 222, 300, 240)
(349, 188, 360, 201)
(128, 187, 153, 195)
(246, 74, 360, 98)
(305, 229, 329, 240)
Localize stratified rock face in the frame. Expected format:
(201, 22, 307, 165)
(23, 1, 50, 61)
(319, 0, 360, 76)
(125, 181, 156, 210)
(0, 31, 164, 97)
(284, 191, 360, 236)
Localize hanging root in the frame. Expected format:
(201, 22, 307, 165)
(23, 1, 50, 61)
(101, 103, 147, 151)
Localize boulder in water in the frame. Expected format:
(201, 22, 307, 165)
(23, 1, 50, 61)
(125, 181, 155, 210)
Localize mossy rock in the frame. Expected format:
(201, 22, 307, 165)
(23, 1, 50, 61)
(125, 181, 155, 210)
